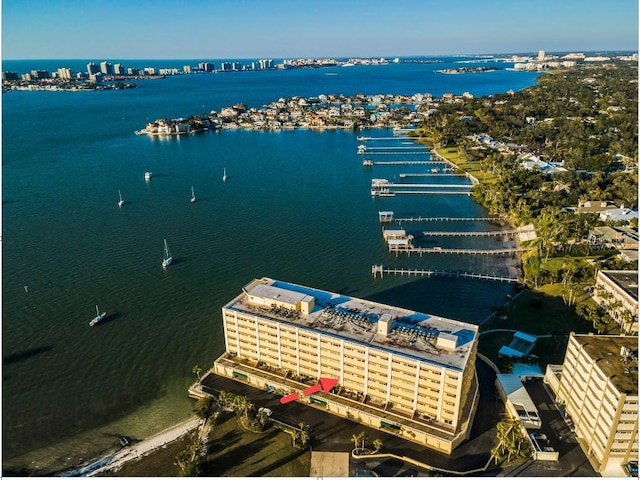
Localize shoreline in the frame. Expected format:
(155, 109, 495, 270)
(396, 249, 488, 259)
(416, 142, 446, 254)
(57, 416, 201, 477)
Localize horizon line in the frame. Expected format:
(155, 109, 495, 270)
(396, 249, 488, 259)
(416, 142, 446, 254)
(3, 49, 638, 62)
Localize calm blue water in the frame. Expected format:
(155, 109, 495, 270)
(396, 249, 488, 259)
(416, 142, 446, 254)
(2, 57, 540, 474)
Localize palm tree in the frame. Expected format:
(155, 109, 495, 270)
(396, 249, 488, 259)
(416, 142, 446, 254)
(217, 390, 229, 410)
(358, 431, 368, 450)
(298, 428, 310, 448)
(373, 439, 383, 452)
(351, 433, 360, 451)
(192, 364, 202, 380)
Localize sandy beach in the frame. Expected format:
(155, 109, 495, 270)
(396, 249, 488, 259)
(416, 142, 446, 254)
(59, 417, 201, 477)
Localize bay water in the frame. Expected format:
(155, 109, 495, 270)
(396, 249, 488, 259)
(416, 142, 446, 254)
(2, 57, 540, 473)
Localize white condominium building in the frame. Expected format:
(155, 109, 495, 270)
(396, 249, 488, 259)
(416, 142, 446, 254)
(545, 333, 638, 474)
(593, 270, 638, 334)
(214, 277, 480, 453)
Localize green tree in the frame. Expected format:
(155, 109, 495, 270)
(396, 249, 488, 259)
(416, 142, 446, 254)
(194, 396, 214, 419)
(351, 433, 360, 451)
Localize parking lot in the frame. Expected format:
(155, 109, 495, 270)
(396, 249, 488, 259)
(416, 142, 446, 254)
(201, 360, 505, 475)
(509, 378, 599, 477)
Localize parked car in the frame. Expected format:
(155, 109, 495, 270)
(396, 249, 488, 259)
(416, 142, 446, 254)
(530, 432, 547, 442)
(623, 461, 638, 477)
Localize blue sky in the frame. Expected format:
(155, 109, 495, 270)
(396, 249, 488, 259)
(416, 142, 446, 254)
(2, 0, 638, 59)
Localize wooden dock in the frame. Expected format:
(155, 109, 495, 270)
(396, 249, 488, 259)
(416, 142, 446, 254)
(368, 160, 433, 165)
(364, 146, 428, 150)
(372, 190, 471, 196)
(383, 182, 472, 188)
(395, 216, 503, 223)
(420, 230, 519, 237)
(357, 136, 409, 141)
(378, 211, 505, 223)
(399, 173, 465, 178)
(371, 265, 519, 283)
(359, 151, 431, 155)
(388, 246, 526, 255)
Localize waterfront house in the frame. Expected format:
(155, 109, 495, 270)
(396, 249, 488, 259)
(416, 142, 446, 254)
(588, 226, 639, 250)
(599, 206, 639, 224)
(576, 200, 617, 214)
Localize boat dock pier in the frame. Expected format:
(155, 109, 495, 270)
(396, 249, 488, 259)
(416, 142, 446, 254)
(371, 265, 519, 283)
(359, 150, 431, 155)
(378, 182, 472, 189)
(393, 128, 416, 135)
(371, 180, 473, 197)
(377, 211, 504, 223)
(399, 173, 464, 178)
(367, 160, 434, 165)
(420, 230, 519, 237)
(372, 190, 471, 197)
(398, 216, 504, 222)
(388, 245, 526, 255)
(358, 136, 409, 141)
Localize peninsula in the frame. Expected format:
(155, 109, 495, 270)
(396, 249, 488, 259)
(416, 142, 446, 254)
(136, 92, 439, 135)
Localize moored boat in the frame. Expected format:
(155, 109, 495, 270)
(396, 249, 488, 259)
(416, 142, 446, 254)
(89, 305, 106, 326)
(162, 239, 173, 268)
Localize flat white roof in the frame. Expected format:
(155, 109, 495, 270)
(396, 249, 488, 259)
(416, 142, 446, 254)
(246, 283, 309, 306)
(496, 374, 538, 413)
(226, 277, 478, 371)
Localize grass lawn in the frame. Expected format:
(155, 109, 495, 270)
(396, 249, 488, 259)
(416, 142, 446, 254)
(201, 412, 311, 477)
(105, 413, 311, 477)
(478, 284, 611, 367)
(433, 146, 498, 184)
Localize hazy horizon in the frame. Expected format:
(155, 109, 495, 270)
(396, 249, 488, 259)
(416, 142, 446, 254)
(2, 0, 638, 60)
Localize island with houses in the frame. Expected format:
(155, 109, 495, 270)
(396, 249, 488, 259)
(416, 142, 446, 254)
(135, 92, 448, 135)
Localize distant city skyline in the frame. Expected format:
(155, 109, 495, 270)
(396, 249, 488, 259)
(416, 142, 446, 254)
(2, 0, 638, 60)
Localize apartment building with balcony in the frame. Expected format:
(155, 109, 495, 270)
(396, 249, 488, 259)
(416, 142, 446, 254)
(593, 270, 639, 334)
(214, 277, 480, 454)
(544, 333, 638, 474)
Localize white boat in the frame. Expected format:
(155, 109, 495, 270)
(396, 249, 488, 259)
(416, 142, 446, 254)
(145, 171, 152, 181)
(162, 239, 173, 268)
(118, 190, 124, 207)
(190, 186, 196, 203)
(89, 305, 106, 327)
(222, 168, 227, 182)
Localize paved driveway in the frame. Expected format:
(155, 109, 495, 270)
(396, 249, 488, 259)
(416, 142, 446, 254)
(200, 360, 504, 474)
(509, 379, 598, 477)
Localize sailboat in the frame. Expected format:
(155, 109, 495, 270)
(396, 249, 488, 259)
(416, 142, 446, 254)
(223, 168, 227, 182)
(89, 305, 106, 327)
(118, 190, 124, 207)
(162, 239, 173, 268)
(190, 186, 196, 203)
